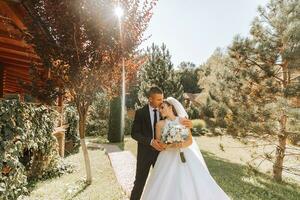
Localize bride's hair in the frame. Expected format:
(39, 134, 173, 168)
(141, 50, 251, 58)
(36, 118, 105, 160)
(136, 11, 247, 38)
(163, 100, 178, 116)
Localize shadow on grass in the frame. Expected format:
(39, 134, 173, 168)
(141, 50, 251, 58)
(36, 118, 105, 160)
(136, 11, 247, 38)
(64, 179, 90, 200)
(86, 136, 125, 151)
(202, 151, 300, 200)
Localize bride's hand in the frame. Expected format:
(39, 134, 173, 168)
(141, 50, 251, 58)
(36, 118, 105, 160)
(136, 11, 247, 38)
(166, 143, 182, 149)
(159, 141, 167, 149)
(151, 139, 165, 151)
(180, 118, 193, 129)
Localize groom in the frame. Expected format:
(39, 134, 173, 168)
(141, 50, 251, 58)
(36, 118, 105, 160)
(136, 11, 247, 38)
(130, 86, 192, 200)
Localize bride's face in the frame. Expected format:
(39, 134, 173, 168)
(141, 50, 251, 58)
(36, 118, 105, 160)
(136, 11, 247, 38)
(159, 102, 172, 117)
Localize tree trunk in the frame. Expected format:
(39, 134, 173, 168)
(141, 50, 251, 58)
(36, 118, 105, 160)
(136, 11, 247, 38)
(273, 115, 288, 182)
(79, 113, 92, 184)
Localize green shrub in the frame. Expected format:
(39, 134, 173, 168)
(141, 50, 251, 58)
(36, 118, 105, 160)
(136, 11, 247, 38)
(186, 104, 200, 119)
(64, 105, 80, 156)
(108, 97, 123, 142)
(86, 92, 110, 136)
(215, 103, 229, 128)
(201, 98, 215, 118)
(191, 119, 207, 136)
(87, 119, 109, 137)
(124, 115, 133, 136)
(0, 100, 69, 200)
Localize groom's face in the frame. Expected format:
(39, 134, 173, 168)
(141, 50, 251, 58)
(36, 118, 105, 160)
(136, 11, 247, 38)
(149, 93, 163, 108)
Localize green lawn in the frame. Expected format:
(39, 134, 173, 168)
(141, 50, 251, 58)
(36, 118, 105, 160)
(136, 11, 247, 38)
(23, 136, 300, 200)
(21, 149, 127, 200)
(122, 136, 300, 200)
(203, 151, 300, 200)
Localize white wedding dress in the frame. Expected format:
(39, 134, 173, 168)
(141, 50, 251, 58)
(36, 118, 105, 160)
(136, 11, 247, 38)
(141, 118, 230, 200)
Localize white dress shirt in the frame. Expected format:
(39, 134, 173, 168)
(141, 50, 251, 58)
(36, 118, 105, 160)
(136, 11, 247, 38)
(149, 104, 160, 144)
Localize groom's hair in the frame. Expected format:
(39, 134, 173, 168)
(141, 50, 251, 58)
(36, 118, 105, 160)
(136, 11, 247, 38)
(147, 86, 163, 97)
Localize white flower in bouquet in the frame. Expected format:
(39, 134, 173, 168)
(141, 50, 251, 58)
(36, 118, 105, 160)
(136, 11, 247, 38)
(170, 128, 177, 136)
(161, 123, 189, 144)
(174, 134, 182, 142)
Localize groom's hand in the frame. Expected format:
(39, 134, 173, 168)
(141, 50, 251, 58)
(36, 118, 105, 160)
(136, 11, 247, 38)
(180, 118, 193, 129)
(151, 139, 165, 151)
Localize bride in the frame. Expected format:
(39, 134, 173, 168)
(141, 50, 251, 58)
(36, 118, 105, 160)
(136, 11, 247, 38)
(141, 97, 230, 200)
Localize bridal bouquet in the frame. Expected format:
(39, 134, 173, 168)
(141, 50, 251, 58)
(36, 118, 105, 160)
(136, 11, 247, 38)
(161, 123, 189, 144)
(161, 122, 189, 163)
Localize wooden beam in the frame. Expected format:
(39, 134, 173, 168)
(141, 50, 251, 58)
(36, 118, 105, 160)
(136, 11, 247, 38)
(6, 66, 45, 75)
(3, 87, 23, 94)
(0, 21, 21, 35)
(0, 55, 42, 67)
(4, 75, 42, 86)
(0, 29, 22, 40)
(0, 46, 39, 60)
(5, 65, 30, 71)
(4, 74, 31, 82)
(5, 67, 29, 76)
(4, 82, 19, 87)
(3, 88, 17, 92)
(6, 2, 26, 19)
(4, 88, 22, 93)
(0, 36, 32, 51)
(0, 1, 27, 30)
(0, 54, 32, 64)
(4, 79, 30, 86)
(4, 81, 18, 86)
(0, 40, 29, 53)
(1, 61, 43, 69)
(4, 75, 31, 83)
(4, 64, 30, 71)
(0, 59, 31, 68)
(3, 83, 21, 89)
(0, 41, 33, 54)
(58, 95, 63, 106)
(0, 63, 3, 97)
(4, 88, 22, 94)
(5, 81, 30, 87)
(3, 79, 22, 85)
(4, 65, 44, 78)
(0, 48, 40, 62)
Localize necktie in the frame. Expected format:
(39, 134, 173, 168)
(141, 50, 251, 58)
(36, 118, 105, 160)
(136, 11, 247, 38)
(153, 109, 157, 139)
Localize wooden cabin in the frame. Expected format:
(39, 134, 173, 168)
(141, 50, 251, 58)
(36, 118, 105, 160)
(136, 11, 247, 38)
(0, 0, 65, 156)
(0, 0, 65, 103)
(0, 0, 44, 100)
(0, 0, 35, 99)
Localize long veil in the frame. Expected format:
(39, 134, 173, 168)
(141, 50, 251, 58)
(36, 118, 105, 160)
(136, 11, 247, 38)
(166, 97, 209, 172)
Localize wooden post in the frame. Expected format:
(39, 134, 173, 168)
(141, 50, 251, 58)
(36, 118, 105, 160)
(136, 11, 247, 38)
(19, 92, 25, 102)
(52, 129, 65, 158)
(58, 94, 63, 106)
(57, 94, 63, 126)
(0, 64, 3, 98)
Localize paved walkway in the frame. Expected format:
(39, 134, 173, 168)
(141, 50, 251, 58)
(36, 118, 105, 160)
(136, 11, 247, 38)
(102, 144, 136, 198)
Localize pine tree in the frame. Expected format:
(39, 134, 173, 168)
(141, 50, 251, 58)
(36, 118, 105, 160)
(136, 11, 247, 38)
(228, 0, 300, 182)
(137, 43, 184, 106)
(177, 62, 202, 93)
(197, 49, 233, 127)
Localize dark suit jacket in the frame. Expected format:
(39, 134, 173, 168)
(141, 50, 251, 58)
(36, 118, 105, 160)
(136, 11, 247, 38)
(131, 105, 158, 157)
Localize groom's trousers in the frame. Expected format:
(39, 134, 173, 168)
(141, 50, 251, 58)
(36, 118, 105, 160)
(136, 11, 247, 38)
(130, 146, 159, 200)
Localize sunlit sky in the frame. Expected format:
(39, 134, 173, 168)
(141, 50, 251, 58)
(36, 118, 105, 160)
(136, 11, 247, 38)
(140, 0, 268, 66)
